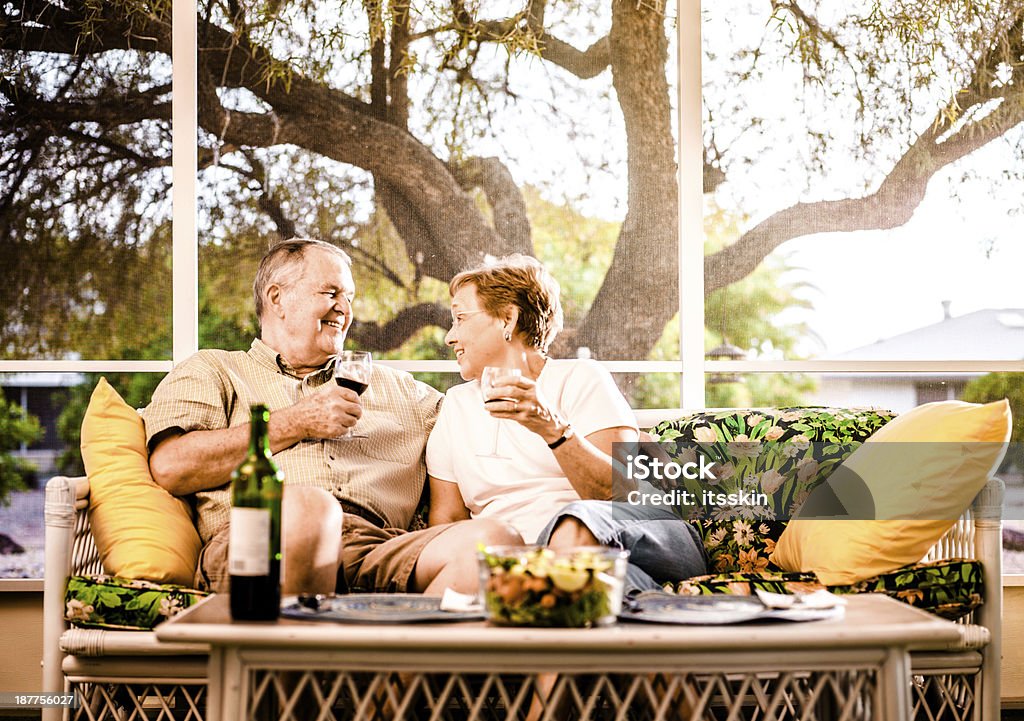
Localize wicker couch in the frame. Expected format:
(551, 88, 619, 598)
(42, 476, 208, 721)
(41, 407, 1006, 721)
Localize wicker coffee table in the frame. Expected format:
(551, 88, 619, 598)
(156, 593, 961, 721)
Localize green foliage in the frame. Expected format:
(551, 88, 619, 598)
(700, 202, 817, 408)
(55, 295, 230, 474)
(1, 40, 174, 359)
(55, 386, 90, 477)
(56, 373, 165, 477)
(0, 221, 173, 360)
(349, 212, 449, 336)
(704, 203, 817, 357)
(0, 390, 43, 504)
(706, 373, 819, 410)
(529, 186, 618, 331)
(64, 574, 208, 630)
(632, 203, 819, 409)
(961, 372, 1023, 471)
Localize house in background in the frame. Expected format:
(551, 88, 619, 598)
(0, 372, 84, 478)
(817, 306, 1024, 413)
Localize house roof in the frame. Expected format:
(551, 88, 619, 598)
(831, 308, 1024, 361)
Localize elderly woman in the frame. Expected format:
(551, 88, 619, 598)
(426, 255, 707, 595)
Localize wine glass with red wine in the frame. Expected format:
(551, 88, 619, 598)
(334, 350, 372, 439)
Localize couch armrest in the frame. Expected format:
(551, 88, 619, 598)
(971, 475, 1004, 719)
(42, 476, 81, 713)
(60, 627, 208, 657)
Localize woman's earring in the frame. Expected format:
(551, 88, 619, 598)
(504, 330, 512, 343)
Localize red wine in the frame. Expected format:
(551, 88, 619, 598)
(229, 404, 284, 621)
(231, 559, 281, 621)
(336, 377, 369, 395)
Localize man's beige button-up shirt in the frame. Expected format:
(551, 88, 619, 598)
(143, 339, 442, 544)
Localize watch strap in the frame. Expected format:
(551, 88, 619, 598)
(547, 424, 574, 449)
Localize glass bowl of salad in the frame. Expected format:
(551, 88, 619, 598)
(478, 545, 629, 627)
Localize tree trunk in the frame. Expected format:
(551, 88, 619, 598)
(566, 2, 678, 362)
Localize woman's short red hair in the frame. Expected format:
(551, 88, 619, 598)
(450, 254, 564, 354)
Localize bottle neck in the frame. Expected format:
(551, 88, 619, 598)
(249, 405, 271, 457)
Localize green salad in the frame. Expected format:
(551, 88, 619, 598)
(478, 546, 626, 628)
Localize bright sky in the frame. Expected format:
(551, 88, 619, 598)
(778, 139, 1024, 356)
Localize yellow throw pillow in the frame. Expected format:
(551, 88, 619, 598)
(771, 399, 1011, 585)
(81, 378, 201, 585)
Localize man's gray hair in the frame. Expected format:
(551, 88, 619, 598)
(253, 238, 351, 330)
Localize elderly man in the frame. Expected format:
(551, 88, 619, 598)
(145, 238, 520, 595)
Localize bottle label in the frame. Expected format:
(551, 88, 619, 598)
(228, 507, 271, 576)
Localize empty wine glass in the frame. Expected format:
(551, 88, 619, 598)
(478, 366, 522, 458)
(334, 351, 372, 439)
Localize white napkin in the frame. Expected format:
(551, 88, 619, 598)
(439, 587, 483, 612)
(755, 588, 846, 610)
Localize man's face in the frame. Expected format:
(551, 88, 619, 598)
(275, 248, 355, 369)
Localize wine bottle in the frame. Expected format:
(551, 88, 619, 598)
(229, 403, 284, 620)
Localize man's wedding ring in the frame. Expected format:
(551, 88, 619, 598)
(513, 399, 519, 409)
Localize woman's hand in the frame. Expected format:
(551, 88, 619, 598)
(484, 371, 637, 501)
(484, 373, 567, 445)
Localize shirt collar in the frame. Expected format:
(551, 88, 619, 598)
(248, 338, 334, 382)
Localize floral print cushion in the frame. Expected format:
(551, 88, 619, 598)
(665, 558, 982, 621)
(669, 569, 824, 598)
(832, 558, 984, 621)
(650, 407, 895, 574)
(701, 519, 788, 574)
(65, 575, 209, 631)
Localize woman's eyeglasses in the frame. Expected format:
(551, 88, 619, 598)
(450, 309, 489, 329)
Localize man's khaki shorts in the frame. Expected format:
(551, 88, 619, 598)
(195, 511, 455, 594)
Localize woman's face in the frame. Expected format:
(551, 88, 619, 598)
(445, 284, 509, 381)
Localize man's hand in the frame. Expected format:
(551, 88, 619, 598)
(273, 385, 362, 442)
(73, 476, 90, 511)
(483, 373, 566, 443)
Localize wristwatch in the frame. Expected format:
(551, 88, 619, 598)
(547, 423, 575, 450)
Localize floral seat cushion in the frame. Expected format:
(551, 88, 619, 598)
(65, 575, 209, 631)
(664, 558, 982, 621)
(650, 407, 895, 574)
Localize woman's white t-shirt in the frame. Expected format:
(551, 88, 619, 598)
(425, 359, 637, 542)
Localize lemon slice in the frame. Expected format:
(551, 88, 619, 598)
(549, 567, 589, 593)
